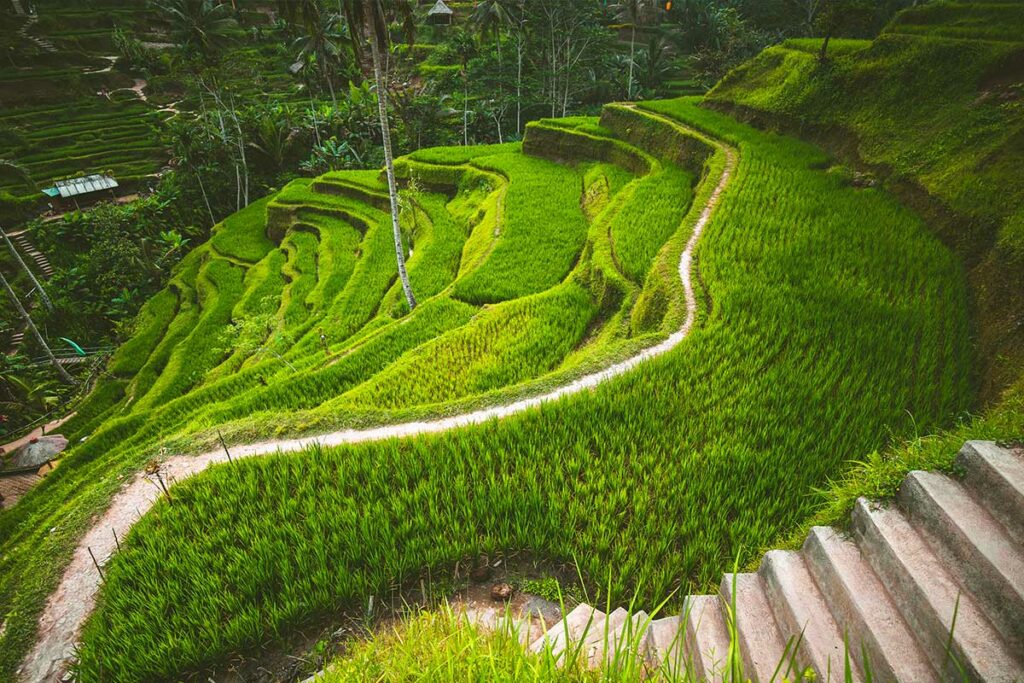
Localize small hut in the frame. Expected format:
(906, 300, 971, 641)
(42, 174, 119, 211)
(426, 0, 453, 26)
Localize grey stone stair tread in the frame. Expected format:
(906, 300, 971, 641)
(647, 615, 684, 673)
(957, 441, 1024, 545)
(803, 526, 939, 683)
(594, 609, 651, 667)
(900, 470, 1024, 652)
(580, 606, 629, 666)
(683, 594, 731, 682)
(528, 603, 605, 656)
(852, 497, 1023, 683)
(720, 572, 788, 683)
(760, 549, 861, 682)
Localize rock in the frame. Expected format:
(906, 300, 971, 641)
(491, 583, 514, 601)
(851, 171, 878, 188)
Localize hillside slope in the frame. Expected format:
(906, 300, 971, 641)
(30, 99, 974, 680)
(706, 0, 1024, 403)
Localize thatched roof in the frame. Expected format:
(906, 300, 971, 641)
(427, 0, 453, 16)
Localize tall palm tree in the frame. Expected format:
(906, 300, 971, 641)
(471, 0, 515, 63)
(450, 28, 477, 145)
(292, 4, 351, 104)
(342, 0, 417, 311)
(613, 0, 643, 100)
(156, 0, 238, 56)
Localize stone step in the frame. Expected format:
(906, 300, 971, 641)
(803, 526, 939, 682)
(591, 609, 650, 668)
(683, 594, 731, 682)
(579, 606, 629, 667)
(528, 603, 604, 660)
(646, 615, 685, 675)
(760, 549, 860, 682)
(720, 573, 788, 683)
(852, 498, 1023, 682)
(957, 441, 1024, 545)
(899, 470, 1024, 653)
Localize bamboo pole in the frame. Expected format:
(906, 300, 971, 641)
(0, 269, 75, 384)
(0, 226, 52, 310)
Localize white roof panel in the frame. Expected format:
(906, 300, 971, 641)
(54, 174, 118, 199)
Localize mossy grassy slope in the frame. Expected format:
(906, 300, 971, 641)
(65, 101, 975, 680)
(705, 0, 1024, 402)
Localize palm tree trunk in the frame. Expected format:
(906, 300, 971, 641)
(193, 167, 216, 227)
(463, 73, 469, 145)
(370, 32, 416, 311)
(0, 270, 75, 384)
(628, 25, 635, 100)
(515, 30, 523, 135)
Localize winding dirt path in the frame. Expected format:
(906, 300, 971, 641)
(18, 126, 737, 682)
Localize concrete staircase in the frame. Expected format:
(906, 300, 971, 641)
(16, 12, 57, 54)
(528, 441, 1024, 682)
(11, 231, 54, 278)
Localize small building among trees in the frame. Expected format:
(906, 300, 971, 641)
(426, 0, 453, 26)
(42, 174, 119, 211)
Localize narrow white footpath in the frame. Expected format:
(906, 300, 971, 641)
(19, 127, 737, 682)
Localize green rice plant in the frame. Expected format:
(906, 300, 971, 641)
(409, 142, 521, 166)
(314, 604, 599, 682)
(300, 217, 362, 312)
(279, 230, 319, 329)
(121, 250, 206, 408)
(130, 257, 245, 412)
(610, 165, 694, 285)
(105, 288, 179, 378)
(452, 152, 590, 304)
(233, 249, 287, 319)
(199, 297, 478, 423)
(378, 191, 469, 317)
(210, 195, 277, 264)
(339, 281, 597, 409)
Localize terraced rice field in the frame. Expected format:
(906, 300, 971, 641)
(50, 105, 710, 444)
(0, 1, 170, 200)
(0, 97, 976, 680)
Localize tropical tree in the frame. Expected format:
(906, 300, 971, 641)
(0, 159, 36, 191)
(450, 29, 477, 145)
(0, 270, 74, 384)
(636, 34, 676, 93)
(155, 0, 238, 56)
(291, 4, 351, 104)
(342, 0, 417, 311)
(248, 105, 298, 173)
(471, 0, 516, 63)
(613, 0, 643, 100)
(815, 0, 875, 61)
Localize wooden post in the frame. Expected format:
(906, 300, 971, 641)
(218, 430, 232, 463)
(0, 269, 75, 384)
(154, 471, 172, 504)
(88, 546, 105, 582)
